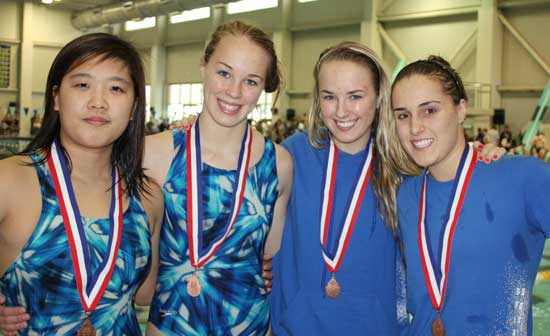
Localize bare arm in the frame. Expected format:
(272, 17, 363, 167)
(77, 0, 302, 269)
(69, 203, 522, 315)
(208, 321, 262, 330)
(135, 180, 164, 306)
(263, 144, 293, 257)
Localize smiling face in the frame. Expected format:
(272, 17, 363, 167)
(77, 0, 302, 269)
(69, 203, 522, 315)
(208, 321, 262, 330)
(392, 74, 466, 181)
(53, 55, 135, 151)
(318, 60, 378, 154)
(200, 34, 269, 128)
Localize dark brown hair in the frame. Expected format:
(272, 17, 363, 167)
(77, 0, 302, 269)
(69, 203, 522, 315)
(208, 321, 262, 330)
(21, 33, 148, 196)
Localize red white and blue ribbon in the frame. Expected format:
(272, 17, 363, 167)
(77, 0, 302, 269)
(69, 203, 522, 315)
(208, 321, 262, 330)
(186, 120, 252, 268)
(418, 143, 477, 311)
(47, 139, 123, 312)
(320, 137, 374, 272)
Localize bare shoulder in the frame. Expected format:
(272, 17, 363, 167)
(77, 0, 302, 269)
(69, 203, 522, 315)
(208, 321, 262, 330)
(139, 178, 164, 234)
(144, 130, 175, 185)
(0, 155, 40, 221)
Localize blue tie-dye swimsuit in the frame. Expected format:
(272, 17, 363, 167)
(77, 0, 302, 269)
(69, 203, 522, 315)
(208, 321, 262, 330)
(0, 154, 152, 335)
(149, 129, 279, 335)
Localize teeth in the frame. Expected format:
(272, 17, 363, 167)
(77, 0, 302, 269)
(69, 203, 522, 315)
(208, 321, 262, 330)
(412, 139, 433, 149)
(336, 120, 356, 128)
(220, 101, 239, 111)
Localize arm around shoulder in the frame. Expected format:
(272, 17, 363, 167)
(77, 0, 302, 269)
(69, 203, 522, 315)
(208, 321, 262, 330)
(264, 144, 293, 256)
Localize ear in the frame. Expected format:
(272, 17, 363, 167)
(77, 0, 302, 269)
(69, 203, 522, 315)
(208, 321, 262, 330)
(457, 98, 467, 124)
(200, 58, 206, 80)
(52, 85, 60, 112)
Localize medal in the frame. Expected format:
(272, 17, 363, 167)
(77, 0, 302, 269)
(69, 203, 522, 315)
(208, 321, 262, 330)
(325, 274, 341, 298)
(432, 314, 445, 336)
(418, 144, 477, 322)
(77, 313, 96, 336)
(186, 120, 252, 295)
(187, 272, 202, 297)
(48, 139, 123, 327)
(319, 137, 374, 296)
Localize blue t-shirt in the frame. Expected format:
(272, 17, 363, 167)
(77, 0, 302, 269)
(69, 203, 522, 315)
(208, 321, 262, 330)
(271, 132, 407, 335)
(398, 156, 550, 335)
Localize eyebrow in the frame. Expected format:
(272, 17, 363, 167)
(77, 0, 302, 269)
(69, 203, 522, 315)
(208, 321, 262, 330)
(393, 100, 441, 112)
(218, 62, 264, 80)
(68, 73, 131, 85)
(320, 89, 366, 94)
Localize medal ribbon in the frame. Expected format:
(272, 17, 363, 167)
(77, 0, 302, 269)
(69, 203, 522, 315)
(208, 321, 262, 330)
(186, 120, 252, 268)
(418, 143, 477, 311)
(47, 139, 123, 312)
(319, 137, 374, 272)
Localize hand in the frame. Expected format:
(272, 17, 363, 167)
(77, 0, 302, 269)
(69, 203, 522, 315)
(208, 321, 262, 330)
(262, 253, 273, 293)
(169, 115, 197, 131)
(473, 141, 506, 163)
(0, 293, 29, 335)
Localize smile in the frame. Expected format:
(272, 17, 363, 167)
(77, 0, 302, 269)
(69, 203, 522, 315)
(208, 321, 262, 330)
(218, 99, 241, 114)
(412, 138, 433, 149)
(335, 119, 357, 129)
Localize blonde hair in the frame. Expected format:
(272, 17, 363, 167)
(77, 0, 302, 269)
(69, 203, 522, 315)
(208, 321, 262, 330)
(307, 41, 419, 235)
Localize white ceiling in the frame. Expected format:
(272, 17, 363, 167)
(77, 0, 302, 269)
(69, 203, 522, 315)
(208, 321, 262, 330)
(37, 0, 125, 12)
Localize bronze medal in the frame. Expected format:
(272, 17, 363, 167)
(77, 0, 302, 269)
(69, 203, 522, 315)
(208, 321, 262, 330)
(77, 317, 96, 336)
(431, 314, 445, 336)
(187, 272, 202, 297)
(325, 275, 341, 298)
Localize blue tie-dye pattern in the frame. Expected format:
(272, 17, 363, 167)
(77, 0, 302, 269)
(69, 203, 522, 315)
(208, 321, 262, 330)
(149, 129, 278, 335)
(0, 154, 152, 335)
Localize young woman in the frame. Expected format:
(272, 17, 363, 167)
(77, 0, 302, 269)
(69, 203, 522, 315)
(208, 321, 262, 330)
(1, 21, 292, 335)
(389, 55, 550, 335)
(142, 21, 292, 335)
(270, 41, 411, 335)
(0, 33, 163, 335)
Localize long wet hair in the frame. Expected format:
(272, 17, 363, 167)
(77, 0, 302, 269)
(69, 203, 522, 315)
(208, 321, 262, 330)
(21, 33, 148, 196)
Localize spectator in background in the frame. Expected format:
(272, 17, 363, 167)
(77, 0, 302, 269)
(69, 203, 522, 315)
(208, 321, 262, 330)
(488, 125, 499, 146)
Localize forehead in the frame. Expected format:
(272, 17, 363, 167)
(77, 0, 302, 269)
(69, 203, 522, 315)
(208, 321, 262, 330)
(319, 59, 375, 87)
(208, 34, 270, 74)
(67, 55, 131, 77)
(392, 75, 445, 103)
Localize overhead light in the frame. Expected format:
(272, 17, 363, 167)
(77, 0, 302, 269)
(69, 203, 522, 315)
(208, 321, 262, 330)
(42, 0, 54, 4)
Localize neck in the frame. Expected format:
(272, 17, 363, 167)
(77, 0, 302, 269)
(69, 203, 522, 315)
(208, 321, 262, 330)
(333, 129, 371, 155)
(428, 135, 466, 182)
(58, 137, 113, 181)
(197, 112, 248, 152)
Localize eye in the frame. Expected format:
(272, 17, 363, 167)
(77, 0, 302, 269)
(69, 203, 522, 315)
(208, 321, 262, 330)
(322, 95, 335, 101)
(394, 112, 409, 120)
(74, 82, 89, 89)
(111, 85, 126, 93)
(217, 70, 230, 78)
(350, 94, 363, 100)
(425, 107, 437, 115)
(245, 79, 258, 87)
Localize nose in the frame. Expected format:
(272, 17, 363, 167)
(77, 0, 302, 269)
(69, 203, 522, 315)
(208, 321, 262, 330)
(410, 115, 425, 135)
(88, 86, 107, 110)
(226, 79, 242, 99)
(335, 100, 348, 118)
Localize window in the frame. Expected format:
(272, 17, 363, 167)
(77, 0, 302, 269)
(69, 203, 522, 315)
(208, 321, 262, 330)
(170, 7, 210, 24)
(167, 83, 203, 121)
(250, 92, 273, 122)
(125, 17, 156, 31)
(227, 0, 278, 14)
(0, 45, 10, 88)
